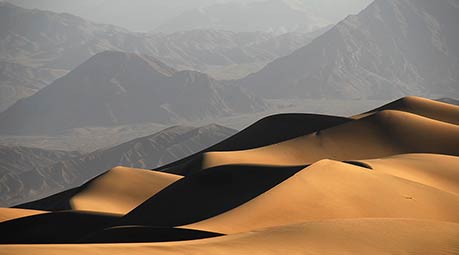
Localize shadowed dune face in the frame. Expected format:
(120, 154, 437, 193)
(197, 110, 459, 170)
(0, 211, 120, 244)
(184, 157, 459, 234)
(79, 226, 223, 243)
(119, 165, 305, 227)
(70, 167, 182, 215)
(159, 113, 350, 175)
(1, 219, 458, 255)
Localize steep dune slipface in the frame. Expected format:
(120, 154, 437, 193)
(119, 165, 304, 227)
(70, 167, 182, 215)
(1, 219, 458, 255)
(355, 96, 459, 124)
(0, 208, 47, 223)
(199, 110, 459, 169)
(184, 158, 459, 234)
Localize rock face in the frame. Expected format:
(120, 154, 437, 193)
(0, 124, 237, 207)
(0, 51, 264, 135)
(0, 2, 322, 109)
(0, 62, 67, 112)
(239, 0, 459, 100)
(0, 145, 81, 207)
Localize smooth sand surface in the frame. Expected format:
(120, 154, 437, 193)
(185, 158, 459, 234)
(354, 96, 459, 124)
(362, 154, 459, 195)
(1, 219, 458, 255)
(70, 167, 181, 215)
(0, 208, 47, 223)
(199, 110, 459, 170)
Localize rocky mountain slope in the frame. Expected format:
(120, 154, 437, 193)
(0, 51, 264, 135)
(238, 0, 459, 100)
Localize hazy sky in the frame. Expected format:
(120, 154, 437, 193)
(6, 0, 374, 32)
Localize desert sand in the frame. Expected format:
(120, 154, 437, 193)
(0, 219, 458, 255)
(198, 109, 459, 170)
(354, 96, 459, 124)
(0, 208, 46, 223)
(1, 96, 458, 254)
(184, 155, 459, 234)
(70, 167, 182, 215)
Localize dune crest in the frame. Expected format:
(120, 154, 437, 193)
(185, 158, 459, 234)
(70, 167, 182, 215)
(355, 96, 459, 124)
(199, 110, 459, 170)
(0, 208, 47, 223)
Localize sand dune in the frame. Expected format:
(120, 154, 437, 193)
(18, 167, 181, 214)
(159, 113, 349, 174)
(1, 219, 458, 255)
(70, 167, 181, 215)
(2, 96, 458, 253)
(119, 165, 303, 227)
(362, 154, 459, 195)
(185, 158, 459, 234)
(0, 208, 46, 223)
(198, 110, 459, 170)
(355, 96, 459, 124)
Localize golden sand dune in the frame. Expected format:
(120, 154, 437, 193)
(199, 110, 459, 169)
(362, 154, 459, 195)
(1, 219, 458, 255)
(70, 167, 181, 215)
(0, 208, 47, 223)
(1, 96, 458, 253)
(159, 113, 350, 175)
(119, 165, 303, 227)
(17, 167, 182, 215)
(354, 96, 459, 124)
(185, 157, 459, 234)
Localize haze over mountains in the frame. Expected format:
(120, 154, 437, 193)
(0, 2, 324, 111)
(5, 0, 373, 32)
(0, 0, 459, 253)
(0, 51, 264, 134)
(239, 0, 459, 99)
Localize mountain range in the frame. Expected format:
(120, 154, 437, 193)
(238, 0, 459, 100)
(0, 2, 323, 111)
(154, 0, 328, 34)
(5, 0, 374, 32)
(0, 51, 264, 134)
